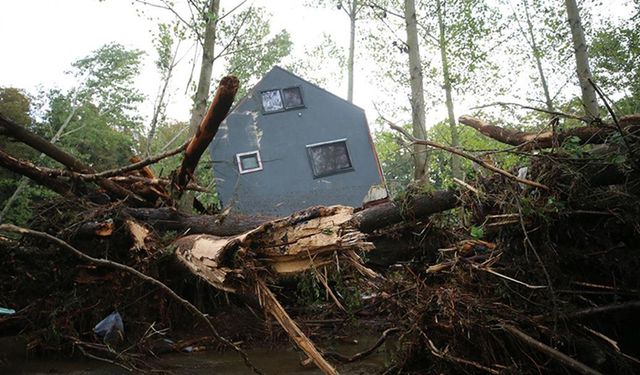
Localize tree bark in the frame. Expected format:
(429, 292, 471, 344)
(0, 150, 73, 197)
(188, 0, 221, 134)
(437, 0, 462, 180)
(347, 0, 357, 103)
(522, 0, 554, 112)
(404, 0, 429, 181)
(1, 104, 79, 222)
(126, 189, 460, 237)
(175, 75, 239, 191)
(565, 0, 599, 119)
(0, 114, 144, 205)
(458, 115, 632, 149)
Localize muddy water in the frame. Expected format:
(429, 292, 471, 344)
(1, 336, 389, 374)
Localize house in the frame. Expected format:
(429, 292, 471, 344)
(209, 66, 386, 217)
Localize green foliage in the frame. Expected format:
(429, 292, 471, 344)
(70, 42, 145, 135)
(223, 7, 292, 98)
(373, 128, 413, 197)
(470, 225, 484, 239)
(591, 4, 640, 115)
(286, 33, 346, 87)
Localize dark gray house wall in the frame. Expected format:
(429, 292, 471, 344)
(210, 66, 384, 217)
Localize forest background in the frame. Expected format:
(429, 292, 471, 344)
(1, 0, 638, 224)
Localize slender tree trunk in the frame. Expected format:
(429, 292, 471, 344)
(404, 0, 429, 181)
(188, 0, 220, 134)
(523, 1, 554, 112)
(347, 1, 356, 103)
(147, 41, 181, 155)
(564, 0, 599, 119)
(437, 0, 462, 180)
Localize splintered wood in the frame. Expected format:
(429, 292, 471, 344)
(173, 205, 377, 375)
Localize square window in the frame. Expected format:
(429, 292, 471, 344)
(306, 139, 353, 178)
(236, 151, 263, 174)
(261, 89, 283, 113)
(282, 87, 304, 108)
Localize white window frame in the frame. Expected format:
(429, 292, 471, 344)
(236, 150, 263, 174)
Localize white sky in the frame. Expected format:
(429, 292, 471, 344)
(0, 0, 382, 126)
(0, 0, 633, 133)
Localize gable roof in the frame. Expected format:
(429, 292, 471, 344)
(230, 65, 365, 113)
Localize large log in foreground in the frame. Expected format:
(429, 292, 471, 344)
(127, 190, 461, 237)
(173, 205, 377, 374)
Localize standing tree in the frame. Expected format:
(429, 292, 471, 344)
(565, 0, 599, 119)
(306, 0, 367, 103)
(135, 1, 292, 133)
(147, 22, 183, 155)
(404, 0, 429, 180)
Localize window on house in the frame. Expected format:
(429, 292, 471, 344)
(261, 89, 284, 113)
(306, 139, 353, 178)
(261, 86, 304, 113)
(282, 87, 304, 108)
(236, 150, 263, 174)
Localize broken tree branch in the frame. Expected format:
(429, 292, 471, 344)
(502, 324, 604, 375)
(0, 150, 73, 197)
(257, 279, 338, 375)
(384, 117, 549, 190)
(77, 141, 190, 180)
(0, 223, 265, 375)
(174, 76, 239, 191)
(458, 115, 640, 150)
(470, 101, 588, 122)
(0, 114, 145, 205)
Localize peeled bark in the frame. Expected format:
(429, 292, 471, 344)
(173, 205, 376, 374)
(175, 76, 239, 191)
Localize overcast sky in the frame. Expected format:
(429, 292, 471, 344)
(0, 0, 378, 124)
(0, 1, 633, 132)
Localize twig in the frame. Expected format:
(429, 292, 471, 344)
(426, 337, 501, 374)
(0, 224, 264, 375)
(565, 301, 640, 319)
(470, 101, 588, 122)
(72, 140, 190, 180)
(322, 327, 400, 363)
(382, 115, 549, 190)
(502, 324, 604, 375)
(517, 203, 558, 325)
(588, 78, 639, 169)
(478, 267, 547, 289)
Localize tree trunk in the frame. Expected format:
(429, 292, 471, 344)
(523, 0, 554, 112)
(347, 0, 356, 103)
(188, 0, 221, 134)
(175, 76, 239, 191)
(126, 189, 460, 237)
(564, 0, 599, 119)
(437, 0, 462, 180)
(147, 40, 180, 155)
(404, 0, 429, 181)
